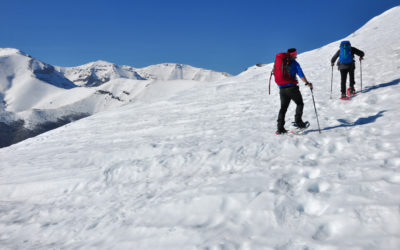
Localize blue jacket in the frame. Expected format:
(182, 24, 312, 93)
(279, 60, 305, 88)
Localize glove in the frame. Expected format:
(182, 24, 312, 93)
(360, 57, 364, 61)
(331, 62, 334, 67)
(306, 82, 313, 90)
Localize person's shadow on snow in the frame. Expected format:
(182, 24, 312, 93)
(361, 78, 400, 93)
(305, 110, 386, 134)
(304, 79, 399, 134)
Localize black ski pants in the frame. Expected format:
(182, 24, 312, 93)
(340, 68, 355, 94)
(277, 86, 304, 129)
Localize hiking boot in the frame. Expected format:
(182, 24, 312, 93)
(341, 93, 347, 99)
(350, 88, 356, 96)
(294, 120, 307, 129)
(276, 128, 288, 135)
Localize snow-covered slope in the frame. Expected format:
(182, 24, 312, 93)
(1, 6, 400, 250)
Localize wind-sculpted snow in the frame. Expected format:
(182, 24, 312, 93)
(0, 6, 400, 250)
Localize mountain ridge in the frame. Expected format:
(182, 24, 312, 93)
(0, 49, 232, 147)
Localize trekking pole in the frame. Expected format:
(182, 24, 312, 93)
(310, 88, 322, 134)
(330, 65, 333, 99)
(360, 59, 363, 92)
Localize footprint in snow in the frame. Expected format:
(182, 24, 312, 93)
(301, 197, 330, 216)
(312, 224, 332, 241)
(303, 168, 321, 179)
(307, 182, 330, 194)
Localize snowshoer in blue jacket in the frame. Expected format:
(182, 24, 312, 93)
(276, 48, 313, 134)
(331, 41, 365, 98)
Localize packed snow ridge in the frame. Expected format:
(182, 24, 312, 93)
(1, 6, 400, 250)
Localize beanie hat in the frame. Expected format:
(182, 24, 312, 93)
(288, 48, 297, 57)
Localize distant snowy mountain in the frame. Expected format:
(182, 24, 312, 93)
(57, 60, 145, 87)
(1, 6, 400, 250)
(0, 49, 76, 112)
(57, 61, 230, 87)
(0, 50, 231, 147)
(135, 63, 232, 82)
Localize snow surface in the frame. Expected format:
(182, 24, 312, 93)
(1, 6, 400, 250)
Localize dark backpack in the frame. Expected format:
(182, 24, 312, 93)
(339, 41, 353, 64)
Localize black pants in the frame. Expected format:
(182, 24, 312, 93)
(277, 86, 304, 129)
(340, 68, 355, 94)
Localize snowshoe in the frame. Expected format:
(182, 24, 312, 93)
(292, 121, 310, 129)
(346, 87, 356, 97)
(275, 128, 288, 135)
(291, 121, 310, 135)
(340, 93, 350, 100)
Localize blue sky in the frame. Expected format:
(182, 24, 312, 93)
(0, 0, 398, 75)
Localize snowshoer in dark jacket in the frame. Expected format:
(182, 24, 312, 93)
(331, 41, 365, 98)
(276, 48, 313, 134)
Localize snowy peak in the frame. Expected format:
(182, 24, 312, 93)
(0, 51, 77, 113)
(135, 63, 232, 82)
(0, 48, 29, 57)
(58, 60, 145, 87)
(0, 49, 76, 95)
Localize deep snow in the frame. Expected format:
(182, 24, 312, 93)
(1, 6, 400, 250)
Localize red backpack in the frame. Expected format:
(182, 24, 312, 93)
(268, 52, 297, 94)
